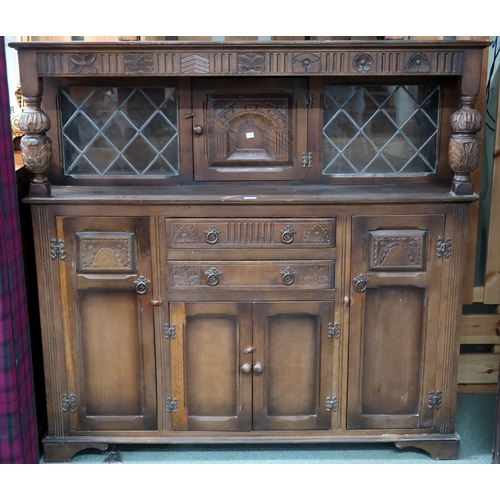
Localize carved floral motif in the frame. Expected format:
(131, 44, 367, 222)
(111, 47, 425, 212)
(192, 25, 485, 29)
(20, 136, 52, 173)
(237, 53, 265, 74)
(406, 52, 431, 73)
(304, 265, 330, 286)
(449, 136, 481, 173)
(450, 108, 482, 134)
(293, 53, 321, 73)
(353, 53, 373, 73)
(305, 224, 330, 244)
(18, 99, 50, 134)
(80, 239, 131, 270)
(69, 54, 98, 74)
(372, 236, 423, 268)
(173, 266, 200, 286)
(172, 224, 197, 244)
(125, 53, 154, 74)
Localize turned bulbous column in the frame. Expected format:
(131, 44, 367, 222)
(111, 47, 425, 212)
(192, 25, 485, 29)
(19, 96, 52, 197)
(448, 96, 482, 196)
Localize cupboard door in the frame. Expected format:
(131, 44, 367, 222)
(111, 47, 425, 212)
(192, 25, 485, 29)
(170, 302, 253, 431)
(347, 215, 445, 430)
(252, 302, 334, 431)
(60, 217, 156, 431)
(192, 78, 308, 182)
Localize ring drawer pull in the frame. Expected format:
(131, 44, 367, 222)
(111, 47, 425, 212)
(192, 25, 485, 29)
(205, 267, 222, 286)
(353, 274, 369, 292)
(280, 225, 297, 244)
(134, 276, 151, 295)
(281, 266, 297, 286)
(205, 225, 221, 245)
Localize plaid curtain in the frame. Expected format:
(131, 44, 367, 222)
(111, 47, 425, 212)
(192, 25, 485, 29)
(0, 37, 38, 463)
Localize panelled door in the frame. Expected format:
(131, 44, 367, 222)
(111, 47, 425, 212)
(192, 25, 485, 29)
(347, 214, 446, 430)
(170, 301, 334, 431)
(59, 216, 157, 431)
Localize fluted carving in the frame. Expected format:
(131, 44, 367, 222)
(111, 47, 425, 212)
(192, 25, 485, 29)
(448, 96, 482, 195)
(18, 96, 52, 196)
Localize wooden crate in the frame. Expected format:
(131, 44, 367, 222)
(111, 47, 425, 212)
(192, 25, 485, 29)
(458, 311, 500, 393)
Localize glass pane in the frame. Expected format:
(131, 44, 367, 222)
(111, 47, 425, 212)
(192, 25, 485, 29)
(60, 86, 179, 177)
(322, 84, 440, 176)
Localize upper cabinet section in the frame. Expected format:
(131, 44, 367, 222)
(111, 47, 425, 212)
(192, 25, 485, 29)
(11, 40, 490, 195)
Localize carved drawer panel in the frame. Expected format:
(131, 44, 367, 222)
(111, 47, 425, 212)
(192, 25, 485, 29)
(368, 229, 427, 272)
(166, 219, 335, 248)
(167, 261, 335, 290)
(75, 232, 136, 274)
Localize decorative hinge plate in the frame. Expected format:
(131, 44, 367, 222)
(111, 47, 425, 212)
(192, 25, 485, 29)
(428, 390, 442, 410)
(328, 323, 340, 339)
(303, 93, 314, 109)
(50, 238, 66, 260)
(302, 152, 313, 168)
(436, 236, 452, 258)
(62, 393, 77, 413)
(166, 397, 178, 413)
(326, 396, 338, 412)
(164, 324, 176, 339)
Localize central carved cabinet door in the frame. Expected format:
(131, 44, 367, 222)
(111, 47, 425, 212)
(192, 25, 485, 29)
(59, 216, 157, 431)
(192, 78, 308, 181)
(347, 214, 446, 430)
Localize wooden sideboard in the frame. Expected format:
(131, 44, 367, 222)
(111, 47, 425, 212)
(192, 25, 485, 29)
(11, 39, 490, 462)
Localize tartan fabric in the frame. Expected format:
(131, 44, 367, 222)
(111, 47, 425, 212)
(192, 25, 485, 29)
(0, 37, 38, 463)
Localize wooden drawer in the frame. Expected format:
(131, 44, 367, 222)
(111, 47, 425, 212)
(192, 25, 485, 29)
(166, 219, 336, 248)
(167, 261, 335, 290)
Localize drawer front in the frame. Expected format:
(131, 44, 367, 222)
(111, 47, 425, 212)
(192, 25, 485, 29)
(167, 219, 336, 248)
(168, 261, 335, 290)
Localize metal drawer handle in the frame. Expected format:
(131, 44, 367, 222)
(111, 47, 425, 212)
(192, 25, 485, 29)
(205, 225, 221, 245)
(205, 267, 222, 286)
(134, 276, 151, 295)
(281, 266, 297, 286)
(280, 225, 297, 244)
(353, 274, 369, 293)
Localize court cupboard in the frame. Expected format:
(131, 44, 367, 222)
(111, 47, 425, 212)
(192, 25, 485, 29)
(11, 39, 490, 461)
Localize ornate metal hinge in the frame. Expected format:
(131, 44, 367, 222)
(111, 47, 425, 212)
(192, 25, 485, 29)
(328, 323, 340, 339)
(50, 238, 66, 260)
(302, 152, 313, 168)
(436, 236, 452, 259)
(303, 93, 314, 109)
(326, 396, 338, 412)
(166, 397, 178, 413)
(164, 324, 176, 339)
(428, 390, 443, 410)
(62, 393, 77, 413)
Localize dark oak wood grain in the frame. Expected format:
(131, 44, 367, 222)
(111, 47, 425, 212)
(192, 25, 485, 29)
(11, 39, 490, 462)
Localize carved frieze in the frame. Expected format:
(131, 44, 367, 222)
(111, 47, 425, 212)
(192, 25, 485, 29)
(237, 52, 266, 74)
(406, 52, 431, 73)
(293, 53, 321, 73)
(353, 53, 373, 73)
(69, 54, 98, 74)
(180, 54, 210, 73)
(124, 53, 154, 74)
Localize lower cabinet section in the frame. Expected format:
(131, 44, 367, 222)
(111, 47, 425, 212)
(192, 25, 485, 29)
(169, 301, 334, 432)
(34, 207, 468, 462)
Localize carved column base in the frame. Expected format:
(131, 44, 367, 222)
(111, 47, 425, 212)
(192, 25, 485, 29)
(451, 174, 473, 196)
(29, 179, 51, 197)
